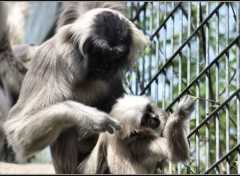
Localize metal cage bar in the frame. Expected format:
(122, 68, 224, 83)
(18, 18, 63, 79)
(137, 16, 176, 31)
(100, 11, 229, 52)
(225, 3, 230, 174)
(205, 2, 210, 171)
(237, 2, 240, 174)
(195, 3, 200, 173)
(187, 2, 192, 174)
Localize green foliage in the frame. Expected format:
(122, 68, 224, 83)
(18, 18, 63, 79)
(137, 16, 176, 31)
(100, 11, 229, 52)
(26, 148, 52, 164)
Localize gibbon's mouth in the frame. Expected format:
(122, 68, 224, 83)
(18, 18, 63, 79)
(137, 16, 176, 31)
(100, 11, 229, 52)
(90, 66, 115, 79)
(129, 128, 159, 138)
(130, 129, 138, 137)
(130, 129, 152, 137)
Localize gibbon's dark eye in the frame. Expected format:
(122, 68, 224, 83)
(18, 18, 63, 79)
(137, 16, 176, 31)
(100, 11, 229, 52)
(140, 114, 148, 126)
(146, 104, 154, 114)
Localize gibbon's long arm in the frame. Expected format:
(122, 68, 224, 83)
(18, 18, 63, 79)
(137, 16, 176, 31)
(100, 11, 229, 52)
(4, 100, 120, 160)
(131, 95, 194, 164)
(163, 95, 195, 163)
(4, 36, 121, 161)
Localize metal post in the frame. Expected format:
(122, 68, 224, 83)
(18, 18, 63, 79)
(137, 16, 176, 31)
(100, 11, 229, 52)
(205, 2, 210, 171)
(162, 2, 167, 109)
(178, 2, 183, 174)
(225, 2, 230, 174)
(196, 2, 200, 174)
(215, 2, 220, 174)
(236, 1, 240, 174)
(155, 2, 160, 104)
(187, 2, 192, 174)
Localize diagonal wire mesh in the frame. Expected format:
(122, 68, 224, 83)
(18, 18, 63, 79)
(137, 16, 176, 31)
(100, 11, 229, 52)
(126, 2, 240, 174)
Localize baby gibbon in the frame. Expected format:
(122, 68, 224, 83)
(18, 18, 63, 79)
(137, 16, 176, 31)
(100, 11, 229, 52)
(78, 94, 195, 174)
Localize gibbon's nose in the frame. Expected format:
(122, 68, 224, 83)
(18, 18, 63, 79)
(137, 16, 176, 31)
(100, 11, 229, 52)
(148, 115, 160, 129)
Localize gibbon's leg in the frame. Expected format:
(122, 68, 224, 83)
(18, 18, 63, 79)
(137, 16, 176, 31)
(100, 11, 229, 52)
(163, 95, 195, 163)
(50, 127, 80, 174)
(4, 100, 121, 161)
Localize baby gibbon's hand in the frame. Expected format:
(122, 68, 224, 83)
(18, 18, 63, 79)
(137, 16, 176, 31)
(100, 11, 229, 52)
(177, 95, 195, 120)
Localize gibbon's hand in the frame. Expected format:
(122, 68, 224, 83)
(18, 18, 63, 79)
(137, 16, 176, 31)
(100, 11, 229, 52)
(177, 95, 195, 120)
(65, 101, 121, 134)
(90, 111, 121, 134)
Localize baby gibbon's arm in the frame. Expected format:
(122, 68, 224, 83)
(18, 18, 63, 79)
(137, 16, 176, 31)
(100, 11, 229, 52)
(163, 95, 195, 163)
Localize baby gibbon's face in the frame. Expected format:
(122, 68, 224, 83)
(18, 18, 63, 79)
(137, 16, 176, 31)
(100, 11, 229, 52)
(109, 95, 168, 139)
(140, 104, 160, 129)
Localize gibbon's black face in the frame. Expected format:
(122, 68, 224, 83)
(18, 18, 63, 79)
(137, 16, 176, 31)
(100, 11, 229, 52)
(140, 104, 160, 129)
(83, 11, 132, 80)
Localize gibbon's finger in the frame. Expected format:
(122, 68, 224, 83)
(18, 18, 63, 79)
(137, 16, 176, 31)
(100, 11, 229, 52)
(177, 95, 195, 120)
(91, 116, 120, 134)
(91, 123, 114, 134)
(91, 125, 108, 133)
(105, 125, 114, 134)
(107, 117, 121, 131)
(179, 95, 195, 111)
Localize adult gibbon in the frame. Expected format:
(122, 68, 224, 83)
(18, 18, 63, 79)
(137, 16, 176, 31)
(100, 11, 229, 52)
(0, 2, 38, 162)
(4, 2, 150, 174)
(78, 95, 195, 174)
